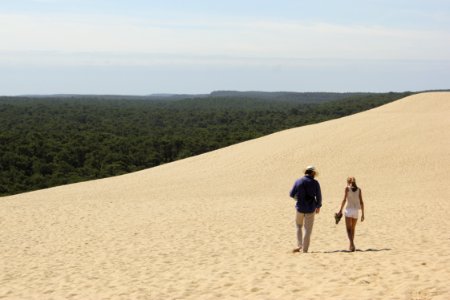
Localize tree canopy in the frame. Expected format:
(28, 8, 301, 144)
(0, 92, 413, 196)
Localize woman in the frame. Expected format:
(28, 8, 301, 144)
(338, 177, 365, 252)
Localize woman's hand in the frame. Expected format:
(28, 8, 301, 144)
(361, 215, 365, 222)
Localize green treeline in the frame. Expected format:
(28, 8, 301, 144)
(0, 92, 413, 196)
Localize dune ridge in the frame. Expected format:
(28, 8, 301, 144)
(1, 92, 450, 299)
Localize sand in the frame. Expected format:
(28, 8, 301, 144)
(1, 92, 449, 299)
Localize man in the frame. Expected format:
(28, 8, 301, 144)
(289, 165, 322, 253)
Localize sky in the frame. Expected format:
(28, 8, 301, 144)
(1, 0, 450, 95)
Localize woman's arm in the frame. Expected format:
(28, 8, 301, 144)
(360, 188, 365, 222)
(338, 187, 348, 213)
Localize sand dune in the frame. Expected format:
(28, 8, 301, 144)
(1, 92, 449, 299)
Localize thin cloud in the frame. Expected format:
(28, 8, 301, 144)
(1, 12, 449, 66)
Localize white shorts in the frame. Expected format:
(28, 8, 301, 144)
(345, 208, 359, 219)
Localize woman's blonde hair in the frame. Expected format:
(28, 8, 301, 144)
(347, 177, 358, 191)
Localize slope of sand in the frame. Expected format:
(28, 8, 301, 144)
(1, 92, 450, 299)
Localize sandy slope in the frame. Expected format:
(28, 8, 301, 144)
(1, 92, 449, 300)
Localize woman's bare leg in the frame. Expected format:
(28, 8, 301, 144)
(345, 217, 354, 251)
(351, 218, 358, 251)
(345, 217, 358, 251)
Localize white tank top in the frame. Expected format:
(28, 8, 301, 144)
(346, 187, 361, 210)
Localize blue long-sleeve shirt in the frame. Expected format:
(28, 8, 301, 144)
(290, 175, 322, 213)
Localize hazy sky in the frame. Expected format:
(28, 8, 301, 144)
(1, 0, 450, 95)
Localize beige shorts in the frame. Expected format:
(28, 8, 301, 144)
(345, 208, 359, 219)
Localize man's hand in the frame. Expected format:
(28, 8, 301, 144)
(315, 207, 320, 214)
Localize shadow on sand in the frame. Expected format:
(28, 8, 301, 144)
(317, 248, 392, 254)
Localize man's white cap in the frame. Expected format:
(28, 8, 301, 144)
(305, 165, 316, 172)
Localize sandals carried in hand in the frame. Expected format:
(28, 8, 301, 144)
(334, 212, 343, 224)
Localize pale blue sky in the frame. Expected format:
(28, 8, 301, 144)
(1, 0, 449, 95)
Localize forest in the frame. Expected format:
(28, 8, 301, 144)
(0, 91, 413, 196)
